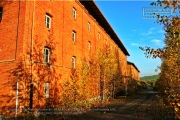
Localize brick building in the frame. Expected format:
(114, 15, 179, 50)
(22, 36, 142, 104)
(0, 0, 139, 115)
(126, 61, 140, 95)
(127, 61, 140, 81)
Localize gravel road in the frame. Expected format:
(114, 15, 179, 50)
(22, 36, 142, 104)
(68, 88, 178, 120)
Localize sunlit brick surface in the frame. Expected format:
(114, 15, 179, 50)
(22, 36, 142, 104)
(0, 1, 139, 116)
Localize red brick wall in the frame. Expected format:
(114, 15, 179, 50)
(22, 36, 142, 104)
(127, 63, 140, 81)
(0, 0, 129, 115)
(0, 1, 26, 115)
(0, 1, 25, 61)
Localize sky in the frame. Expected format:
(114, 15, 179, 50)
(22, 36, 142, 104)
(94, 0, 167, 77)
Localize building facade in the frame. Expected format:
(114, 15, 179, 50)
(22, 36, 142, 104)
(127, 61, 140, 81)
(0, 0, 139, 115)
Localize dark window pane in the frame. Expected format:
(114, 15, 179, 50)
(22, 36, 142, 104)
(45, 49, 48, 55)
(44, 47, 50, 63)
(47, 17, 49, 23)
(0, 7, 3, 20)
(45, 14, 51, 28)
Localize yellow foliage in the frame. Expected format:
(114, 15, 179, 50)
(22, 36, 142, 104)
(140, 0, 180, 118)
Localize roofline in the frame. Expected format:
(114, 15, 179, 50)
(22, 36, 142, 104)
(128, 61, 140, 73)
(79, 0, 130, 56)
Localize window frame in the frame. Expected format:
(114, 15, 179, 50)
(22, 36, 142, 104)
(44, 47, 50, 63)
(45, 14, 51, 29)
(44, 82, 50, 99)
(72, 30, 76, 42)
(88, 22, 90, 32)
(72, 56, 76, 69)
(72, 7, 76, 19)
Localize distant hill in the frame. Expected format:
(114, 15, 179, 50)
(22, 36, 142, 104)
(140, 75, 159, 81)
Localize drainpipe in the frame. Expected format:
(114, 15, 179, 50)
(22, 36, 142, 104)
(102, 68, 106, 103)
(15, 74, 18, 119)
(14, 0, 20, 118)
(29, 0, 35, 109)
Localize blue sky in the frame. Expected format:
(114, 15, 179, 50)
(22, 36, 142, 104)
(94, 1, 166, 77)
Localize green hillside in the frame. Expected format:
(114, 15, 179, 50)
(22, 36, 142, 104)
(140, 75, 159, 81)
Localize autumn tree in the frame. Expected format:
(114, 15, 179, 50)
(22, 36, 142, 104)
(140, 0, 180, 117)
(4, 31, 62, 118)
(91, 46, 122, 102)
(59, 45, 123, 110)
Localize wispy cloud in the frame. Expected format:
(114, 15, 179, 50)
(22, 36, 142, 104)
(130, 43, 140, 46)
(151, 39, 163, 46)
(158, 29, 165, 34)
(141, 27, 155, 36)
(149, 27, 155, 31)
(142, 31, 153, 36)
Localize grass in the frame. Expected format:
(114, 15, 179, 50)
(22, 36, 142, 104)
(140, 75, 159, 81)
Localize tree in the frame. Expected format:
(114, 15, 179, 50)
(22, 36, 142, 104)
(59, 45, 123, 110)
(140, 0, 180, 118)
(2, 31, 62, 117)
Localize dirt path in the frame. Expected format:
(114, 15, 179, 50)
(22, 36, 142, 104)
(67, 89, 178, 120)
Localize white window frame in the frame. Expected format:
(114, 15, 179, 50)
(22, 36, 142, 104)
(72, 7, 76, 19)
(44, 82, 49, 99)
(98, 32, 100, 40)
(45, 14, 51, 28)
(72, 31, 76, 42)
(88, 41, 91, 51)
(44, 47, 50, 63)
(88, 22, 90, 32)
(72, 56, 76, 69)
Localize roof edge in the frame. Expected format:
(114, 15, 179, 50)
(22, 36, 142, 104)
(79, 0, 130, 56)
(128, 61, 140, 73)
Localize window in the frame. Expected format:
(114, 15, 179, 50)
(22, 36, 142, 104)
(0, 7, 3, 20)
(98, 32, 100, 40)
(88, 22, 90, 31)
(72, 7, 76, 19)
(72, 56, 76, 69)
(45, 14, 51, 28)
(44, 82, 49, 99)
(88, 41, 91, 51)
(44, 47, 50, 63)
(72, 31, 76, 42)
